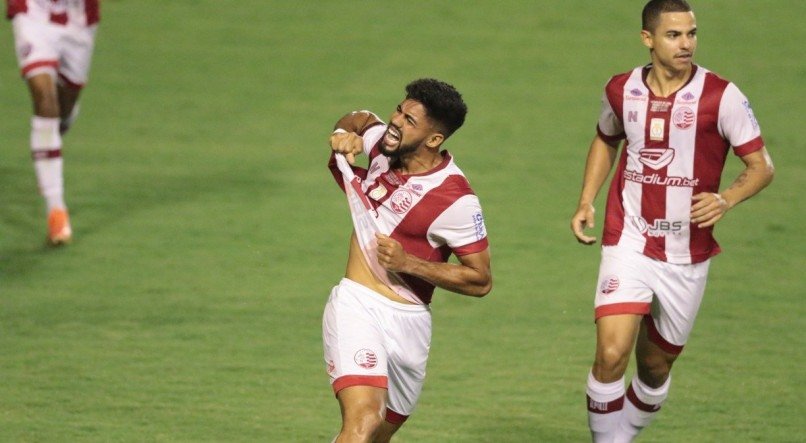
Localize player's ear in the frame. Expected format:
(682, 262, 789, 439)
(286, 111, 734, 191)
(640, 29, 653, 50)
(425, 132, 444, 149)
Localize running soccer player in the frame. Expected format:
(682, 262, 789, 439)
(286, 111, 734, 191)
(324, 78, 492, 442)
(570, 1, 774, 441)
(6, 0, 100, 245)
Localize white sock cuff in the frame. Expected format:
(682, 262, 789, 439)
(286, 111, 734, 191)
(31, 116, 62, 151)
(587, 371, 625, 402)
(632, 375, 670, 405)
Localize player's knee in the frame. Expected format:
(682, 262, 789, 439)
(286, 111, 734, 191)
(637, 355, 673, 387)
(594, 345, 631, 377)
(342, 404, 385, 440)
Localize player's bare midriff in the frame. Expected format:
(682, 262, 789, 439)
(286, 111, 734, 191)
(345, 232, 416, 305)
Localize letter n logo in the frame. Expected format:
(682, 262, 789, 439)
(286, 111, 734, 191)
(628, 111, 638, 123)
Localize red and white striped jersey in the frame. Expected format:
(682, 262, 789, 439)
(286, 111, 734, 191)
(329, 122, 489, 304)
(597, 65, 764, 264)
(6, 0, 99, 26)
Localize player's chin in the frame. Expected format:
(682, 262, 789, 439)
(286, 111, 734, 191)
(379, 142, 400, 156)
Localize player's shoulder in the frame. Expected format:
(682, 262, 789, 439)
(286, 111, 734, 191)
(604, 65, 644, 87)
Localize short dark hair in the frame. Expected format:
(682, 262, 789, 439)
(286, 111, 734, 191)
(642, 0, 692, 33)
(405, 78, 467, 138)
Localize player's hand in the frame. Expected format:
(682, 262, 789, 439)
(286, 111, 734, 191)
(330, 130, 364, 165)
(571, 203, 597, 245)
(690, 192, 729, 228)
(375, 233, 409, 272)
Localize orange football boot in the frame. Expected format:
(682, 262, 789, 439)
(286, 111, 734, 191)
(47, 208, 72, 245)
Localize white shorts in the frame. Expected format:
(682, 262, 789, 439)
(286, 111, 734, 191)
(12, 14, 97, 88)
(594, 246, 711, 354)
(323, 278, 431, 420)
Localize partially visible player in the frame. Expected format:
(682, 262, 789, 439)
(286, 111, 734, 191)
(570, 1, 774, 441)
(6, 0, 101, 245)
(324, 78, 492, 442)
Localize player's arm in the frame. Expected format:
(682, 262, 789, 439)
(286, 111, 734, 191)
(571, 134, 619, 245)
(329, 111, 383, 164)
(375, 234, 492, 297)
(690, 147, 774, 228)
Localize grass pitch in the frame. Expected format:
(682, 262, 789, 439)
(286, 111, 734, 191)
(1, 1, 804, 441)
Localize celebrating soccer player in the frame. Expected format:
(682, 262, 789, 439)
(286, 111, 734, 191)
(324, 78, 492, 442)
(570, 1, 774, 441)
(7, 0, 101, 245)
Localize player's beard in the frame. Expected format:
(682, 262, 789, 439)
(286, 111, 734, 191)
(379, 139, 419, 159)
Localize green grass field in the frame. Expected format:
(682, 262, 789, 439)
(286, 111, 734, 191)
(1, 1, 804, 441)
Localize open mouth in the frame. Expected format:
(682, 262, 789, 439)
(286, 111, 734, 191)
(384, 126, 401, 147)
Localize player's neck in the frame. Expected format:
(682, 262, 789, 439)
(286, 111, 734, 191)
(646, 63, 693, 98)
(393, 149, 444, 175)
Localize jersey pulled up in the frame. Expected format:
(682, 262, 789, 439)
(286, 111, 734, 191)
(329, 123, 489, 304)
(6, 0, 99, 26)
(597, 65, 764, 264)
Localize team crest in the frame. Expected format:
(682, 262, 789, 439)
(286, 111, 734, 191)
(354, 349, 378, 369)
(638, 147, 675, 170)
(389, 189, 413, 214)
(673, 106, 695, 130)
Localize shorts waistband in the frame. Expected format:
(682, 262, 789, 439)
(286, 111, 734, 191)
(339, 278, 430, 313)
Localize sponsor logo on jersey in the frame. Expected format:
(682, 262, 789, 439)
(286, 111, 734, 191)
(673, 106, 695, 130)
(624, 170, 700, 187)
(638, 147, 675, 170)
(742, 100, 759, 130)
(649, 118, 665, 141)
(599, 275, 619, 295)
(472, 212, 486, 240)
(679, 91, 697, 103)
(650, 100, 672, 113)
(625, 88, 646, 101)
(326, 360, 336, 375)
(354, 349, 378, 369)
(631, 216, 686, 237)
(389, 189, 413, 214)
(383, 171, 403, 186)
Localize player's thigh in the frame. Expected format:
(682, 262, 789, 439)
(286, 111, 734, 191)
(384, 306, 431, 420)
(593, 246, 655, 319)
(648, 259, 711, 350)
(57, 24, 97, 88)
(12, 15, 59, 76)
(27, 73, 60, 117)
(336, 385, 387, 423)
(323, 280, 389, 391)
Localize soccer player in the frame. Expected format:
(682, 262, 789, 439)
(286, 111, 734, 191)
(6, 0, 101, 245)
(324, 78, 492, 442)
(570, 1, 774, 441)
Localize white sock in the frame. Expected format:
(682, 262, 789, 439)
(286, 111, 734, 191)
(613, 375, 670, 443)
(31, 116, 66, 212)
(587, 371, 625, 443)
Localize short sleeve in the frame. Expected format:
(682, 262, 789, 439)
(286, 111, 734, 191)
(429, 195, 489, 256)
(718, 83, 764, 157)
(597, 91, 625, 143)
